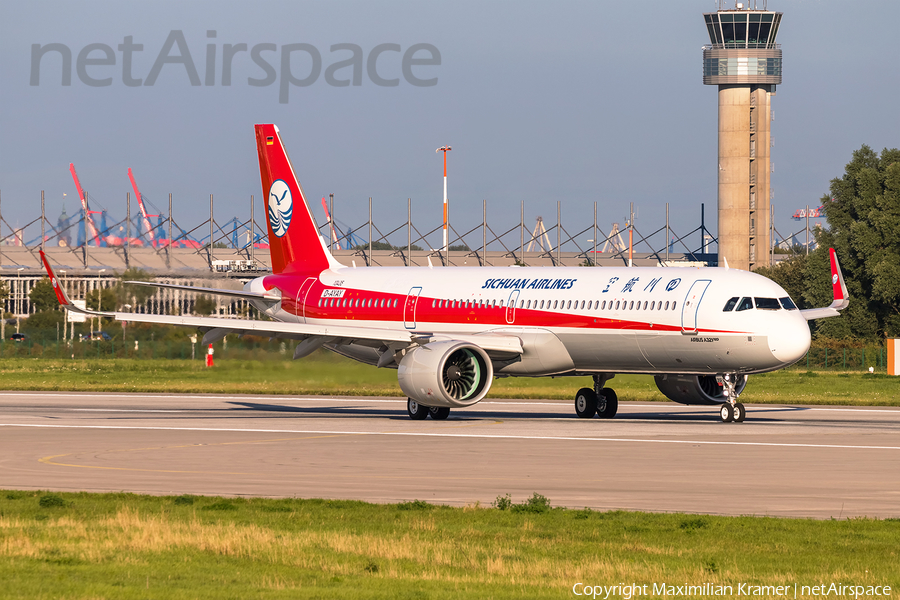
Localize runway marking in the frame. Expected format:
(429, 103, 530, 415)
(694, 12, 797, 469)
(6, 422, 900, 451)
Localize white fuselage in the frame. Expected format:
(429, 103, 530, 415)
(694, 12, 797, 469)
(247, 264, 811, 377)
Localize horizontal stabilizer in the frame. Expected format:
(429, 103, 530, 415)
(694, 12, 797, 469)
(124, 281, 281, 303)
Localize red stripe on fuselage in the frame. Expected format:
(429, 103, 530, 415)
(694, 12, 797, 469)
(262, 276, 743, 334)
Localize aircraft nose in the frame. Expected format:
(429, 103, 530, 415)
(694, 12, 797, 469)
(768, 315, 811, 365)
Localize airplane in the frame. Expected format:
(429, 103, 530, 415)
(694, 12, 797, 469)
(40, 123, 850, 423)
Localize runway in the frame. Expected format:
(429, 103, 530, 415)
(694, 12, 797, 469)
(1, 391, 898, 519)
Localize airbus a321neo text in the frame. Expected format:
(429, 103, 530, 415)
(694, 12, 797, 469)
(41, 124, 849, 423)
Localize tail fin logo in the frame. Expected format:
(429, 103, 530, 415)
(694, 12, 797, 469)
(268, 179, 293, 238)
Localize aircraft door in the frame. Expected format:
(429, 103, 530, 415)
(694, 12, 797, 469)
(404, 286, 422, 330)
(681, 279, 711, 334)
(506, 290, 520, 324)
(295, 277, 317, 322)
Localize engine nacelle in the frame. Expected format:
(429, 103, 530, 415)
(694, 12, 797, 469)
(398, 341, 493, 408)
(654, 374, 748, 405)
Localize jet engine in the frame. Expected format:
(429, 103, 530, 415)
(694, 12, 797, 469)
(654, 374, 748, 405)
(398, 341, 493, 408)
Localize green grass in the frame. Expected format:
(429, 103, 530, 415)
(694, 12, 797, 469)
(0, 491, 897, 599)
(0, 353, 898, 406)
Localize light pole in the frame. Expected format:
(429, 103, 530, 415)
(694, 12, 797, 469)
(436, 146, 451, 255)
(16, 267, 24, 334)
(95, 268, 106, 336)
(59, 270, 66, 342)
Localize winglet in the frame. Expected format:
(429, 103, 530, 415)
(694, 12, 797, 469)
(829, 247, 849, 311)
(799, 248, 849, 321)
(39, 250, 73, 306)
(39, 250, 106, 316)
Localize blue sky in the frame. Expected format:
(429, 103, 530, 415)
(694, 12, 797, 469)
(1, 0, 897, 252)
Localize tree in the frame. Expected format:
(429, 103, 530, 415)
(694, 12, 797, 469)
(29, 277, 59, 313)
(24, 309, 64, 333)
(116, 268, 156, 309)
(193, 295, 217, 316)
(0, 280, 8, 340)
(86, 287, 118, 312)
(808, 145, 900, 339)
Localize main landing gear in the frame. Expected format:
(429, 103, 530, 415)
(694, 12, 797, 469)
(407, 399, 451, 420)
(575, 374, 618, 419)
(717, 373, 746, 423)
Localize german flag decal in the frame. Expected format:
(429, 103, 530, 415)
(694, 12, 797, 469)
(266, 136, 274, 145)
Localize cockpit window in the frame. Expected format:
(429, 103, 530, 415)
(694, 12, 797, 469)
(755, 297, 781, 310)
(779, 297, 798, 310)
(736, 297, 754, 311)
(723, 297, 739, 311)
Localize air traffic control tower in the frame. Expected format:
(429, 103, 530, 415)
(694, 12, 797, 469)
(703, 1, 783, 270)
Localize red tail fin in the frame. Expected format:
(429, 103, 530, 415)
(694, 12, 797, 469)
(255, 124, 334, 274)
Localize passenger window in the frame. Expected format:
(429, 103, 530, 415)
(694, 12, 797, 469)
(672, 301, 677, 310)
(723, 297, 739, 311)
(602, 300, 607, 310)
(664, 301, 669, 310)
(628, 301, 634, 310)
(755, 297, 781, 310)
(779, 297, 798, 310)
(736, 297, 753, 311)
(567, 300, 572, 310)
(615, 301, 620, 310)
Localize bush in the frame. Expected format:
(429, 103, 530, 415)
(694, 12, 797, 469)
(39, 493, 67, 508)
(396, 499, 430, 511)
(492, 494, 512, 511)
(513, 492, 551, 514)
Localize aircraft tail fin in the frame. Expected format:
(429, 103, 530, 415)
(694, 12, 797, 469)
(255, 124, 340, 274)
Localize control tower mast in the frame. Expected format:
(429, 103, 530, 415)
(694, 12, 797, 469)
(703, 0, 783, 270)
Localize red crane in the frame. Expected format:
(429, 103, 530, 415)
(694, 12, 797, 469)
(128, 168, 160, 247)
(68, 163, 103, 246)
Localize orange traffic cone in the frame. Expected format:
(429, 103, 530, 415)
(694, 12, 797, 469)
(206, 343, 214, 367)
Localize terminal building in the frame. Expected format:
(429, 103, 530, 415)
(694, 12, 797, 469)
(703, 1, 783, 270)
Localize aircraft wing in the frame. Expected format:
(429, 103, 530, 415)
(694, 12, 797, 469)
(800, 248, 850, 321)
(39, 251, 523, 354)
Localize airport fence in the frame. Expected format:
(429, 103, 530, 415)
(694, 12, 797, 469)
(0, 337, 291, 362)
(0, 337, 890, 372)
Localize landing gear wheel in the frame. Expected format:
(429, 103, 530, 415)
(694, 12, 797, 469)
(575, 388, 598, 418)
(733, 402, 746, 423)
(429, 406, 451, 420)
(597, 388, 618, 419)
(407, 399, 429, 420)
(719, 403, 734, 423)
